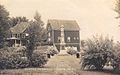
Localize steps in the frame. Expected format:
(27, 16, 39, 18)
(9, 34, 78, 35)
(58, 50, 68, 55)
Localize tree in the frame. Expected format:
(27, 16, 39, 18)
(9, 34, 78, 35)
(9, 16, 29, 27)
(80, 36, 114, 70)
(34, 11, 44, 27)
(113, 0, 120, 72)
(111, 41, 120, 73)
(26, 12, 45, 66)
(115, 0, 120, 19)
(0, 5, 9, 48)
(33, 11, 45, 44)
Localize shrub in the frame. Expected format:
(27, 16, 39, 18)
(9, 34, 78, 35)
(5, 53, 29, 69)
(111, 42, 120, 73)
(47, 46, 58, 55)
(0, 46, 29, 69)
(31, 50, 48, 67)
(0, 46, 49, 69)
(80, 36, 114, 70)
(67, 47, 77, 55)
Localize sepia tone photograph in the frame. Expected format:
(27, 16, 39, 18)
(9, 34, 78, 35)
(0, 0, 120, 75)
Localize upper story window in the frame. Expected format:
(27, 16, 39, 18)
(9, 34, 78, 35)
(74, 37, 76, 40)
(67, 37, 71, 42)
(77, 37, 79, 40)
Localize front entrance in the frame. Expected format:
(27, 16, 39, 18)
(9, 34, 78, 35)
(59, 44, 67, 55)
(60, 45, 65, 50)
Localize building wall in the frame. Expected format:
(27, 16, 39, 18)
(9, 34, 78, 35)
(64, 30, 80, 43)
(47, 30, 53, 44)
(52, 30, 80, 51)
(53, 30, 61, 43)
(53, 30, 80, 43)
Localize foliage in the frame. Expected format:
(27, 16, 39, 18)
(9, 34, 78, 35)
(31, 50, 48, 67)
(34, 11, 44, 27)
(9, 16, 29, 27)
(80, 36, 114, 70)
(0, 47, 29, 69)
(67, 47, 77, 55)
(47, 46, 58, 55)
(81, 40, 85, 47)
(0, 46, 48, 69)
(113, 0, 120, 72)
(0, 5, 10, 48)
(111, 41, 120, 72)
(0, 6, 48, 69)
(26, 12, 45, 66)
(115, 0, 120, 19)
(0, 5, 9, 32)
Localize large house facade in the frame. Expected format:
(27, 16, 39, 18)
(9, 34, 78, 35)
(46, 19, 80, 52)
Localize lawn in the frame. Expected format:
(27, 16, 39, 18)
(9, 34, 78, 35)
(0, 55, 119, 75)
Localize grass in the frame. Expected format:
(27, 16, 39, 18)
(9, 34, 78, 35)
(0, 55, 119, 75)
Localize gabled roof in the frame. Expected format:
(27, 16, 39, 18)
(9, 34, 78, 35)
(9, 22, 30, 34)
(47, 19, 80, 31)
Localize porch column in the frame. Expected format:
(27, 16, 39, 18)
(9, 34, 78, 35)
(14, 39, 16, 47)
(20, 40, 22, 46)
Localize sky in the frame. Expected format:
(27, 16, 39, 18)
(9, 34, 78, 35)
(0, 0, 120, 41)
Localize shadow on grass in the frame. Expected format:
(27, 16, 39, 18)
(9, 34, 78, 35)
(83, 68, 120, 75)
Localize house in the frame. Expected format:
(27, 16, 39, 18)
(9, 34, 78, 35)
(46, 19, 80, 52)
(6, 22, 30, 47)
(6, 22, 48, 47)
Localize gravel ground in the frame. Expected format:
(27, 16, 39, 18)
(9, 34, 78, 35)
(0, 54, 119, 75)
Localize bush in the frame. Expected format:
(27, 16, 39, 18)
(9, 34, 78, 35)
(0, 46, 49, 69)
(0, 46, 29, 69)
(31, 50, 48, 67)
(47, 46, 58, 55)
(80, 36, 114, 70)
(67, 47, 77, 55)
(5, 54, 29, 69)
(111, 42, 120, 73)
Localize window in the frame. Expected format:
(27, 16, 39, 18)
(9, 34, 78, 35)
(16, 40, 20, 44)
(77, 37, 79, 40)
(67, 37, 71, 42)
(15, 34, 17, 38)
(74, 37, 76, 40)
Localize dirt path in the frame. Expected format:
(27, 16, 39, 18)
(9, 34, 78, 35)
(44, 54, 80, 75)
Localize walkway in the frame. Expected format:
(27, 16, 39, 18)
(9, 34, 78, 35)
(44, 54, 80, 75)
